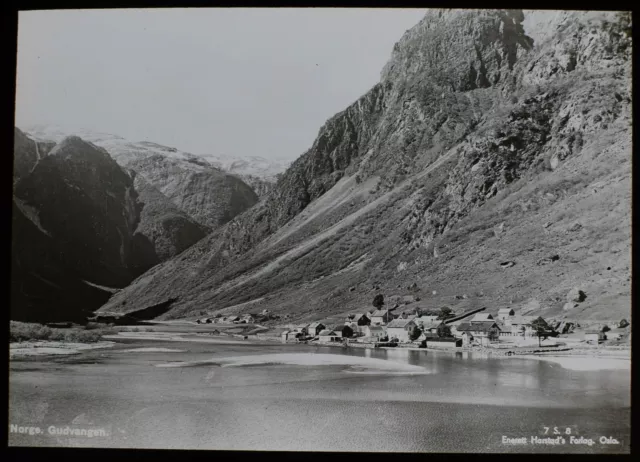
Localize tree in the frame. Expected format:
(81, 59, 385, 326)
(619, 319, 629, 328)
(372, 294, 385, 309)
(530, 317, 550, 347)
(602, 325, 610, 332)
(436, 322, 452, 338)
(409, 325, 423, 341)
(342, 325, 354, 338)
(437, 306, 454, 320)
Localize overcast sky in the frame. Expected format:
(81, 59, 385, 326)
(15, 8, 426, 160)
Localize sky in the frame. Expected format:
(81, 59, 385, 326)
(15, 8, 426, 160)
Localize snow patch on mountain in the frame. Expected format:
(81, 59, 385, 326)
(22, 124, 291, 182)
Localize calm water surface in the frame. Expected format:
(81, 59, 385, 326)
(9, 339, 630, 452)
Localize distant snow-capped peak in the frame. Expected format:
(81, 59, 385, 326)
(20, 124, 291, 181)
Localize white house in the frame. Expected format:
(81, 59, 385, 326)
(470, 313, 495, 322)
(363, 325, 386, 340)
(585, 330, 605, 344)
(503, 315, 539, 337)
(318, 330, 341, 343)
(497, 308, 515, 321)
(386, 319, 418, 343)
(307, 322, 326, 337)
(418, 315, 440, 324)
(455, 321, 501, 346)
(418, 321, 441, 335)
(370, 310, 394, 326)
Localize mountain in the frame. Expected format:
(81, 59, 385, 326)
(11, 197, 114, 322)
(202, 153, 291, 181)
(13, 127, 56, 184)
(97, 10, 630, 322)
(24, 125, 288, 200)
(11, 131, 210, 321)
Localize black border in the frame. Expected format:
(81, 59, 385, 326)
(3, 3, 636, 461)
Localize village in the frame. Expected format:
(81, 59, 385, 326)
(194, 298, 631, 356)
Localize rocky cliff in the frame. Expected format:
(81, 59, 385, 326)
(11, 131, 209, 321)
(11, 198, 114, 322)
(97, 10, 631, 322)
(119, 151, 257, 229)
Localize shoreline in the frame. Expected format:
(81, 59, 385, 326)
(516, 354, 630, 371)
(9, 340, 115, 358)
(9, 327, 630, 369)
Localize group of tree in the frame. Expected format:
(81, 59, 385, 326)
(437, 306, 455, 320)
(409, 325, 422, 341)
(372, 294, 384, 309)
(530, 316, 551, 347)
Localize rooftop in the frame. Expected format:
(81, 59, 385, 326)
(471, 313, 494, 322)
(318, 329, 336, 336)
(418, 315, 440, 321)
(367, 326, 385, 332)
(387, 318, 416, 329)
(371, 310, 389, 317)
(456, 321, 501, 333)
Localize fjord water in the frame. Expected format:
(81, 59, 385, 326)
(9, 340, 630, 452)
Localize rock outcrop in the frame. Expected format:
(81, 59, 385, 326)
(11, 133, 209, 321)
(93, 10, 631, 321)
(120, 152, 257, 229)
(130, 171, 210, 263)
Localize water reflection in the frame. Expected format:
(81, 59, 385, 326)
(9, 339, 631, 452)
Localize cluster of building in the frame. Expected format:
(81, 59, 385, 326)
(278, 306, 597, 349)
(197, 305, 628, 348)
(280, 309, 460, 347)
(196, 309, 272, 325)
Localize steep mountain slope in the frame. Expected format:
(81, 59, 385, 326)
(14, 136, 154, 288)
(24, 125, 283, 200)
(130, 171, 209, 262)
(11, 198, 114, 322)
(99, 9, 631, 323)
(13, 127, 55, 184)
(119, 152, 258, 229)
(11, 132, 208, 321)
